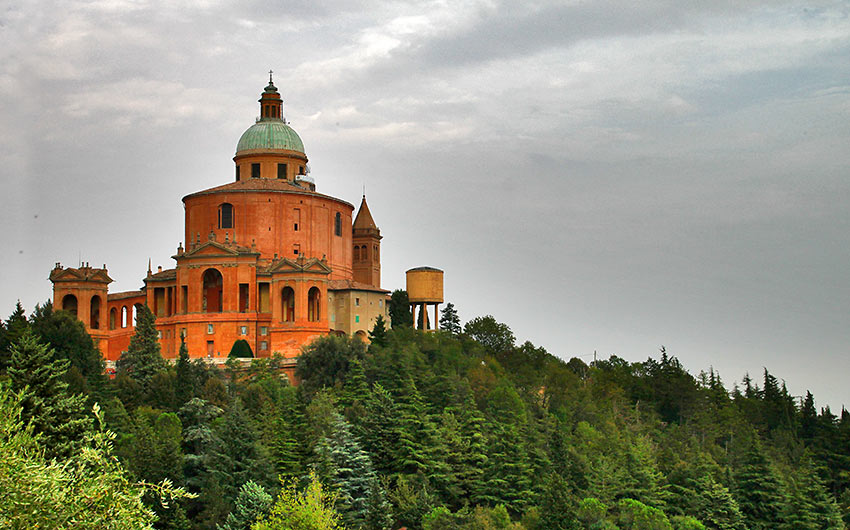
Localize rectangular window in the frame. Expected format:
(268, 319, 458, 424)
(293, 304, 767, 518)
(277, 163, 287, 179)
(239, 283, 249, 312)
(207, 340, 214, 357)
(260, 341, 268, 351)
(260, 326, 268, 336)
(355, 315, 360, 323)
(240, 325, 248, 335)
(157, 330, 162, 339)
(207, 323, 214, 334)
(251, 163, 260, 178)
(334, 212, 342, 236)
(293, 244, 300, 256)
(181, 285, 188, 313)
(235, 165, 240, 181)
(293, 208, 300, 231)
(355, 297, 360, 307)
(258, 283, 270, 313)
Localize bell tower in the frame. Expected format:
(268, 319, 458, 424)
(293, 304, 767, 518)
(352, 195, 381, 288)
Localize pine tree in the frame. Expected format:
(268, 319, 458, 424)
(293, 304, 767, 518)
(732, 439, 787, 529)
(7, 330, 91, 460)
(368, 314, 388, 347)
(315, 411, 390, 529)
(117, 304, 166, 390)
(1, 300, 28, 371)
(217, 481, 273, 530)
(208, 398, 275, 512)
(439, 303, 462, 335)
(538, 473, 581, 529)
(357, 383, 401, 477)
(259, 386, 305, 480)
(29, 301, 105, 385)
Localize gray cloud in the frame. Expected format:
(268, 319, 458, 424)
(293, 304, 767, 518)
(2, 0, 850, 408)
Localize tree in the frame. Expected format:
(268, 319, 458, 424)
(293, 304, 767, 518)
(29, 301, 105, 386)
(252, 473, 343, 530)
(732, 439, 787, 529)
(463, 315, 515, 355)
(117, 305, 166, 390)
(0, 385, 191, 530)
(209, 398, 275, 515)
(368, 314, 388, 347)
(439, 303, 461, 335)
(314, 411, 391, 529)
(296, 334, 366, 397)
(0, 300, 28, 371)
(175, 337, 195, 408)
(7, 330, 91, 460)
(389, 289, 413, 329)
(229, 339, 254, 358)
(218, 481, 273, 530)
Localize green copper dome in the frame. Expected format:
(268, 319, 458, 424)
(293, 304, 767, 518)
(236, 120, 305, 154)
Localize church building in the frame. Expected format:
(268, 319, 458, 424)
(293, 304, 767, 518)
(49, 76, 389, 370)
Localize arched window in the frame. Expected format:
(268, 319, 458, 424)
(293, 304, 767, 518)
(218, 203, 234, 229)
(202, 268, 224, 313)
(374, 245, 379, 260)
(354, 245, 360, 261)
(62, 294, 78, 317)
(282, 286, 295, 322)
(132, 304, 141, 327)
(308, 287, 320, 322)
(121, 306, 128, 328)
(334, 212, 342, 236)
(90, 295, 101, 330)
(109, 307, 117, 330)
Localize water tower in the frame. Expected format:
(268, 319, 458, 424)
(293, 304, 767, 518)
(406, 266, 443, 331)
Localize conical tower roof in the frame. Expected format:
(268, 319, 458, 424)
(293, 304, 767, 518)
(353, 195, 380, 236)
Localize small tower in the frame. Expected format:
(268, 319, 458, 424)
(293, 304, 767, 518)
(352, 195, 381, 288)
(49, 262, 113, 335)
(406, 267, 443, 331)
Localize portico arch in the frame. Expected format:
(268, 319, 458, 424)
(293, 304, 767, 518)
(202, 268, 223, 313)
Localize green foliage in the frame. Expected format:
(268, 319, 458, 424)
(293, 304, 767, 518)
(7, 330, 92, 460)
(117, 304, 166, 390)
(0, 385, 192, 529)
(389, 289, 413, 329)
(229, 339, 254, 358)
(463, 315, 515, 355)
(731, 439, 787, 530)
(252, 472, 343, 530)
(296, 334, 366, 397)
(439, 302, 462, 335)
(219, 480, 273, 530)
(368, 314, 388, 347)
(0, 300, 28, 371)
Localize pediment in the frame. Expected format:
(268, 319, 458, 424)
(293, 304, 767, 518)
(49, 267, 113, 284)
(268, 256, 332, 276)
(182, 241, 242, 258)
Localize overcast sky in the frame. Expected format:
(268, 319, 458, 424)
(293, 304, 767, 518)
(2, 0, 849, 409)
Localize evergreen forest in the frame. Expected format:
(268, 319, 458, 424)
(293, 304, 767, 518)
(1, 295, 849, 530)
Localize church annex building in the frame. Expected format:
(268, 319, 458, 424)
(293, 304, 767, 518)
(48, 76, 390, 371)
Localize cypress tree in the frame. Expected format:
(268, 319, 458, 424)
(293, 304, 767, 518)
(389, 289, 413, 328)
(357, 383, 401, 476)
(117, 304, 166, 390)
(7, 330, 91, 460)
(175, 336, 194, 408)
